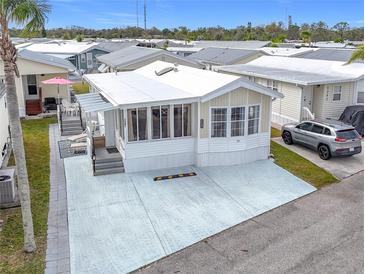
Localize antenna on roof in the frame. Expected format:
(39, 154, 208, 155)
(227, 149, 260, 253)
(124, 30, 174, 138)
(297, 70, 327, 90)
(136, 0, 139, 28)
(144, 0, 147, 31)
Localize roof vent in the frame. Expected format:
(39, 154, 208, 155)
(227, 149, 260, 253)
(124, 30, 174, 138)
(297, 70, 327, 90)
(155, 67, 174, 76)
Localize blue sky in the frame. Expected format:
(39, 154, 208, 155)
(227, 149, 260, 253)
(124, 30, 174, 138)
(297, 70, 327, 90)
(45, 0, 363, 29)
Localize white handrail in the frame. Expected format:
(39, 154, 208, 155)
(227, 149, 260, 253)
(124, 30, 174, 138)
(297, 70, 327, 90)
(302, 107, 315, 121)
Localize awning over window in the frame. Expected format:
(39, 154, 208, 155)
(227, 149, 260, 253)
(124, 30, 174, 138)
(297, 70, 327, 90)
(75, 93, 117, 113)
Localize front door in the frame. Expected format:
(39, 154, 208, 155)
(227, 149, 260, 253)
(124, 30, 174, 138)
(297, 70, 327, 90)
(86, 52, 93, 69)
(302, 86, 313, 111)
(25, 75, 39, 100)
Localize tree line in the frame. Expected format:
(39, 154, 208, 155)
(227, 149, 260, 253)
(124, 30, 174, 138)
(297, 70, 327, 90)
(10, 21, 364, 43)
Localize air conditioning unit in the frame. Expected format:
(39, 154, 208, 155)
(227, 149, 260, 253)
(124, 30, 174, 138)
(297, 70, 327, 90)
(0, 167, 16, 205)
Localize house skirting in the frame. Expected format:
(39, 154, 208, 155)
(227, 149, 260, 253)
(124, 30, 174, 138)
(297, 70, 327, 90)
(272, 112, 298, 126)
(123, 132, 270, 173)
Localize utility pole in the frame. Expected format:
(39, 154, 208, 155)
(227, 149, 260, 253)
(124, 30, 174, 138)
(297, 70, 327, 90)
(144, 0, 147, 31)
(288, 15, 292, 29)
(136, 0, 139, 28)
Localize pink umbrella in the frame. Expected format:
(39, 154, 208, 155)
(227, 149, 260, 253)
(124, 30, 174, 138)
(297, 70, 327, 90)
(42, 76, 73, 104)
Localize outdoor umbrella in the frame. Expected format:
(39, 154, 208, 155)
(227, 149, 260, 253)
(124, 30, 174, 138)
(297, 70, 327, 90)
(41, 76, 73, 104)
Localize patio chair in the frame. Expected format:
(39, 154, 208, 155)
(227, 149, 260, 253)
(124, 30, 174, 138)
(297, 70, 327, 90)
(70, 142, 87, 153)
(62, 99, 78, 116)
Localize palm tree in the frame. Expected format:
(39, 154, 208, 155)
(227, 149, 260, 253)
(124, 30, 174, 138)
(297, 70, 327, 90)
(347, 46, 364, 64)
(0, 0, 50, 253)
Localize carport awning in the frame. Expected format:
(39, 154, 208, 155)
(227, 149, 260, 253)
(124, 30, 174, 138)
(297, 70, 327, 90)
(75, 93, 117, 113)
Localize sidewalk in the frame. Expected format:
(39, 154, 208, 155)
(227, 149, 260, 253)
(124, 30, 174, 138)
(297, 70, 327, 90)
(45, 124, 70, 274)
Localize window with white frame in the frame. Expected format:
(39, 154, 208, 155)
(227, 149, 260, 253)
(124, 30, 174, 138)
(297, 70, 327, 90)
(81, 54, 86, 63)
(248, 105, 260, 135)
(333, 86, 342, 101)
(211, 108, 228, 137)
(127, 108, 147, 141)
(231, 107, 245, 137)
(151, 105, 170, 139)
(266, 79, 278, 91)
(173, 104, 191, 137)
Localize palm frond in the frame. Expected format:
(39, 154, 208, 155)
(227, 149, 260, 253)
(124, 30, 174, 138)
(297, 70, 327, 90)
(347, 46, 364, 64)
(9, 0, 50, 33)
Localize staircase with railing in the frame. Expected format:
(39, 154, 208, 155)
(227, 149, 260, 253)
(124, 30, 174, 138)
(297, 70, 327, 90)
(57, 103, 84, 136)
(87, 123, 124, 176)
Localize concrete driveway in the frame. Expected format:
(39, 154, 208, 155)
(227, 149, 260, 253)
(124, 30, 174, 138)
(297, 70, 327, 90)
(135, 172, 363, 274)
(64, 157, 315, 274)
(273, 137, 364, 179)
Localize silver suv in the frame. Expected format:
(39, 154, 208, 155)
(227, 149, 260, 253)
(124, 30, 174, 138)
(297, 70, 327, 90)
(281, 119, 362, 160)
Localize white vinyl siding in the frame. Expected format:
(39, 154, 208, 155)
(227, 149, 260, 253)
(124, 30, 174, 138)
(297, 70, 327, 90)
(322, 83, 354, 119)
(271, 81, 302, 122)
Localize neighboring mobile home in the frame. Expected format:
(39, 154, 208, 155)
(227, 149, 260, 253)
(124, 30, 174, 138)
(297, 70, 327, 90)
(18, 41, 109, 73)
(0, 86, 10, 168)
(97, 46, 203, 72)
(187, 47, 265, 70)
(295, 48, 359, 62)
(217, 56, 364, 125)
(0, 49, 76, 117)
(80, 61, 282, 174)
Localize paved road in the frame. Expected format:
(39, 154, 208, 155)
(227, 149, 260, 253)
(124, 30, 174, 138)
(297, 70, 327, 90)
(135, 172, 364, 274)
(273, 137, 364, 180)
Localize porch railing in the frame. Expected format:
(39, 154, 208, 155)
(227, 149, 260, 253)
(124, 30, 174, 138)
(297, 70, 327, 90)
(301, 107, 315, 121)
(92, 136, 96, 175)
(78, 102, 84, 130)
(57, 105, 63, 133)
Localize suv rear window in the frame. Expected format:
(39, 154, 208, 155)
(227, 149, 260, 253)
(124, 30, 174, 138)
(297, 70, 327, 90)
(311, 124, 324, 134)
(336, 129, 359, 140)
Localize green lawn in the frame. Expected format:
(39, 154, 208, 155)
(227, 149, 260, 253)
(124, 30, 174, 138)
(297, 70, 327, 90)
(0, 117, 56, 274)
(72, 82, 89, 94)
(271, 141, 338, 188)
(271, 127, 282, 138)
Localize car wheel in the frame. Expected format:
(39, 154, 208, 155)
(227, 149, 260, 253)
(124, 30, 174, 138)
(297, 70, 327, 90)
(318, 144, 331, 160)
(282, 131, 293, 145)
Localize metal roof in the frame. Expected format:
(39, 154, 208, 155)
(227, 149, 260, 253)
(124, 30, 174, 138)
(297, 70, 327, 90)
(75, 93, 117, 113)
(18, 49, 76, 71)
(187, 47, 261, 65)
(97, 41, 139, 52)
(217, 56, 364, 85)
(192, 40, 270, 49)
(83, 61, 282, 107)
(296, 48, 358, 62)
(97, 46, 202, 69)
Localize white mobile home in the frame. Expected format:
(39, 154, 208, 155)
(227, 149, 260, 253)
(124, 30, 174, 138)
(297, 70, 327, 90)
(0, 86, 10, 168)
(217, 56, 364, 125)
(80, 61, 282, 174)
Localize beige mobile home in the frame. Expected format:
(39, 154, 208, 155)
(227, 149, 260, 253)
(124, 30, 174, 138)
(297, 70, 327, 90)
(217, 56, 364, 125)
(80, 61, 282, 175)
(0, 49, 75, 117)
